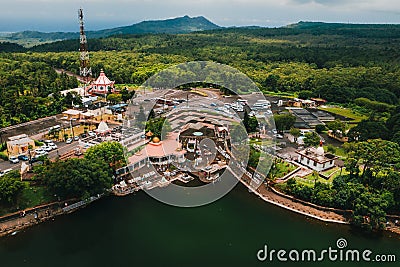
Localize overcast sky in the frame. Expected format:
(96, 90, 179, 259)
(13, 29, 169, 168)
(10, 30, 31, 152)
(0, 0, 399, 32)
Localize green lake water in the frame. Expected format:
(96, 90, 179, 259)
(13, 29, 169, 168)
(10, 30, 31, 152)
(0, 184, 399, 267)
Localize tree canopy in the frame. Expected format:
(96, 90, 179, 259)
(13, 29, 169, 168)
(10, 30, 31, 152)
(39, 158, 113, 200)
(84, 141, 126, 171)
(273, 114, 296, 133)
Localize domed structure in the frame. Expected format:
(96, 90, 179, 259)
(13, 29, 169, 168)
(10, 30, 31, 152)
(316, 146, 324, 156)
(316, 140, 324, 156)
(152, 137, 160, 143)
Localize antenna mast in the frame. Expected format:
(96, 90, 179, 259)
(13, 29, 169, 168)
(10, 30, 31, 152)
(79, 8, 92, 84)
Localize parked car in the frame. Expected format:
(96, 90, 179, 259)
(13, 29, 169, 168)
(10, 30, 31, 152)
(35, 149, 48, 156)
(88, 131, 96, 137)
(29, 155, 42, 164)
(74, 136, 79, 141)
(66, 138, 73, 144)
(9, 156, 19, 164)
(35, 148, 44, 154)
(48, 142, 57, 149)
(0, 168, 13, 176)
(18, 154, 29, 161)
(42, 146, 52, 152)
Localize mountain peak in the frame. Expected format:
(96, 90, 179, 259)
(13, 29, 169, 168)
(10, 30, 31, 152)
(90, 15, 221, 37)
(1, 15, 222, 46)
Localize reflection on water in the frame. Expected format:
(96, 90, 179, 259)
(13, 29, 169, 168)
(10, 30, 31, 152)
(0, 184, 398, 267)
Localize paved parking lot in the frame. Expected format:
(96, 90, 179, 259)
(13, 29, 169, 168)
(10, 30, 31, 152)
(0, 140, 81, 172)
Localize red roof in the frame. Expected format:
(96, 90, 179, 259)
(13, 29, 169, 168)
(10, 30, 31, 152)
(93, 70, 114, 86)
(128, 132, 185, 163)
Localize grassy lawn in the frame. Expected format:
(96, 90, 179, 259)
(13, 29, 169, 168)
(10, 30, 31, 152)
(330, 168, 350, 180)
(250, 138, 274, 147)
(270, 159, 297, 179)
(115, 84, 139, 90)
(295, 167, 349, 187)
(319, 106, 368, 123)
(297, 171, 334, 186)
(264, 91, 296, 99)
(249, 138, 262, 146)
(321, 167, 339, 177)
(0, 185, 54, 216)
(323, 145, 347, 158)
(19, 185, 55, 210)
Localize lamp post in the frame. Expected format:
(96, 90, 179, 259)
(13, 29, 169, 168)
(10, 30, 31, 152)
(28, 145, 33, 167)
(70, 119, 75, 138)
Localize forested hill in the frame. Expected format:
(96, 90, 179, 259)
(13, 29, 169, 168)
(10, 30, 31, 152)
(0, 15, 220, 47)
(29, 23, 400, 67)
(0, 42, 26, 52)
(88, 15, 220, 37)
(1, 21, 400, 129)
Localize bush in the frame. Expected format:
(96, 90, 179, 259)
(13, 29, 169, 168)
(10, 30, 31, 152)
(0, 142, 6, 151)
(35, 140, 44, 146)
(327, 144, 336, 154)
(0, 152, 8, 161)
(315, 124, 326, 134)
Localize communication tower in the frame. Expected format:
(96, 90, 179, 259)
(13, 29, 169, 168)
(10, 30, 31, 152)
(78, 8, 92, 84)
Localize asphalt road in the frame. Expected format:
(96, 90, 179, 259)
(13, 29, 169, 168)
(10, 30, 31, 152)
(0, 140, 80, 172)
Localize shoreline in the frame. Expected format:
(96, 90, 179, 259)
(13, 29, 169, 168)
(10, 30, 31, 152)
(0, 196, 100, 238)
(238, 178, 350, 225)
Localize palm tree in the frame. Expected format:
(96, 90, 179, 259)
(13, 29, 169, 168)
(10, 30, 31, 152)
(312, 170, 319, 188)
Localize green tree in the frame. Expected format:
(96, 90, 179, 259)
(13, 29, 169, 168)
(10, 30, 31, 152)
(289, 127, 301, 142)
(107, 93, 122, 104)
(353, 191, 394, 230)
(243, 110, 258, 133)
(274, 114, 296, 133)
(348, 120, 389, 141)
(40, 158, 113, 200)
(315, 124, 326, 134)
(326, 120, 347, 137)
(0, 171, 26, 206)
(85, 141, 126, 171)
(121, 88, 135, 103)
(229, 123, 248, 144)
(146, 117, 172, 139)
(303, 132, 321, 147)
(345, 139, 400, 186)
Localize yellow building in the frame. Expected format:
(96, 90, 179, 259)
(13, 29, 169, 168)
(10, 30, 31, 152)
(7, 134, 35, 156)
(62, 109, 83, 120)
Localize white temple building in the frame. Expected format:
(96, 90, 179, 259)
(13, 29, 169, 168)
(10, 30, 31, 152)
(296, 141, 338, 172)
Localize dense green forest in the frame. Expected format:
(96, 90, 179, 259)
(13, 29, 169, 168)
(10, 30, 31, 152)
(29, 26, 400, 104)
(0, 54, 78, 127)
(1, 24, 400, 127)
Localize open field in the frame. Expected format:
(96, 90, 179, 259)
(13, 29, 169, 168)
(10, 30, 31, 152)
(319, 106, 368, 123)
